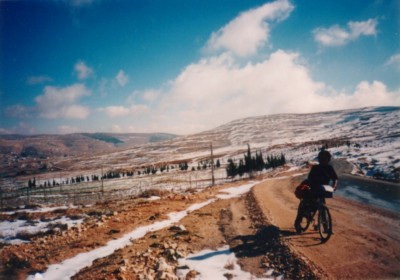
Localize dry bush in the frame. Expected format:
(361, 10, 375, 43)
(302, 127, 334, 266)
(138, 188, 170, 198)
(184, 188, 197, 194)
(52, 208, 67, 214)
(224, 260, 235, 270)
(15, 230, 37, 241)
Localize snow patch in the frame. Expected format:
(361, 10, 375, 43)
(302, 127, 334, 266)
(177, 246, 280, 280)
(0, 216, 84, 244)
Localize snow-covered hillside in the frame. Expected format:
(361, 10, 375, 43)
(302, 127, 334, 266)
(1, 106, 398, 209)
(4, 107, 398, 189)
(69, 106, 399, 181)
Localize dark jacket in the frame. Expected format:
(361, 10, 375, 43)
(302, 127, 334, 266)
(307, 164, 338, 197)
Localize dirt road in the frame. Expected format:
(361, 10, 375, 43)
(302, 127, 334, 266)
(253, 175, 400, 279)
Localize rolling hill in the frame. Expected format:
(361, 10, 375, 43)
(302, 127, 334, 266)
(1, 107, 399, 181)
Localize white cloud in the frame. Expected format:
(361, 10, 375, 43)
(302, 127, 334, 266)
(156, 51, 325, 132)
(329, 81, 400, 109)
(74, 61, 94, 80)
(348, 19, 378, 37)
(99, 106, 130, 118)
(385, 53, 400, 71)
(206, 0, 294, 57)
(0, 122, 35, 135)
(142, 89, 160, 102)
(116, 70, 129, 87)
(35, 83, 91, 119)
(0, 127, 13, 135)
(313, 18, 378, 47)
(111, 124, 122, 133)
(5, 104, 33, 118)
(27, 75, 53, 85)
(58, 125, 80, 134)
(131, 49, 399, 135)
(100, 104, 149, 118)
(126, 89, 161, 106)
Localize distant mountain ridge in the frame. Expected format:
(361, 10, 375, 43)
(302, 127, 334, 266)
(0, 133, 177, 177)
(0, 132, 177, 158)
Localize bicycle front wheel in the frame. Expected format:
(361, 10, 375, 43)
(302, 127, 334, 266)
(318, 205, 332, 242)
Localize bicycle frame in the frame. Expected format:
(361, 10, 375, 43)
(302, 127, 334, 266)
(295, 197, 332, 242)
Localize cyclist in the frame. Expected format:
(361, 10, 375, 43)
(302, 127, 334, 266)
(295, 150, 338, 233)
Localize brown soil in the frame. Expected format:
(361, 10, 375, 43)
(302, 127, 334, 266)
(1, 169, 399, 280)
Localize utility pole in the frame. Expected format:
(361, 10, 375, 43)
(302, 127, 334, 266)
(59, 171, 62, 194)
(210, 142, 215, 186)
(101, 165, 104, 195)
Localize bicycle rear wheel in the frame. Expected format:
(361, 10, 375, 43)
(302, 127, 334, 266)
(318, 205, 332, 242)
(295, 200, 311, 232)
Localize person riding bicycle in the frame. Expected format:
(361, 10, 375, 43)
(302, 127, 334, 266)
(308, 150, 338, 196)
(295, 150, 338, 233)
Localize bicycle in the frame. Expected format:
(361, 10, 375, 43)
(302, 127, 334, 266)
(295, 185, 333, 242)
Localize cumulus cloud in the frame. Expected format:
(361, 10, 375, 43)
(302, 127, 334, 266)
(313, 18, 378, 47)
(155, 51, 324, 132)
(385, 53, 400, 71)
(58, 125, 80, 134)
(35, 83, 91, 119)
(132, 49, 399, 134)
(74, 61, 94, 80)
(329, 81, 400, 109)
(111, 124, 122, 133)
(99, 104, 149, 118)
(206, 0, 294, 56)
(142, 89, 160, 102)
(116, 70, 129, 87)
(5, 104, 34, 118)
(81, 2, 396, 135)
(0, 122, 35, 135)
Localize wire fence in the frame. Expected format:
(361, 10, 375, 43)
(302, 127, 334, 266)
(0, 169, 230, 209)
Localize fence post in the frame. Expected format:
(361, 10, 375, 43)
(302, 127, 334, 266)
(210, 142, 215, 186)
(43, 186, 47, 203)
(0, 188, 3, 210)
(27, 187, 30, 205)
(101, 166, 104, 196)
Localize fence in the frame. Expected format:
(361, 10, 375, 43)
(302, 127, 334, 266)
(0, 168, 229, 209)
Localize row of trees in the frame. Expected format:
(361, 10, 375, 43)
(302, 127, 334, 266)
(226, 145, 286, 178)
(26, 159, 223, 188)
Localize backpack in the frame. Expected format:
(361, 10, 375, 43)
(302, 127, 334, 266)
(295, 180, 310, 199)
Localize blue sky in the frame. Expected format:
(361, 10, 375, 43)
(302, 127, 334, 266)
(1, 0, 399, 135)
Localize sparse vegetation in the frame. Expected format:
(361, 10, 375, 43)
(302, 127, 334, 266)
(82, 133, 124, 145)
(138, 189, 170, 198)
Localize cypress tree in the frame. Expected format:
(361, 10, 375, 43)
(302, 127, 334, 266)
(238, 159, 245, 177)
(226, 159, 237, 178)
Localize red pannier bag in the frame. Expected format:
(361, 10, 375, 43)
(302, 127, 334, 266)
(295, 180, 310, 199)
